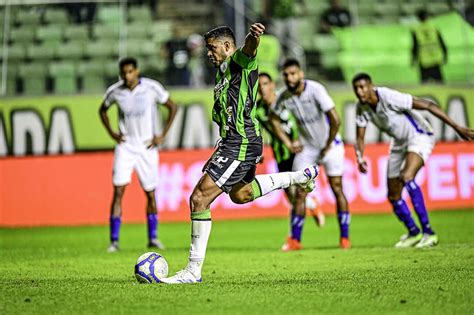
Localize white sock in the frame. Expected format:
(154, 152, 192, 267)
(255, 172, 292, 195)
(188, 220, 211, 276)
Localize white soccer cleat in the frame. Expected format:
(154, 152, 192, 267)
(148, 239, 165, 250)
(415, 234, 439, 248)
(394, 233, 422, 248)
(107, 241, 120, 253)
(291, 166, 319, 192)
(160, 268, 202, 284)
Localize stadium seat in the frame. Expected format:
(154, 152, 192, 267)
(126, 23, 151, 40)
(97, 6, 123, 25)
(56, 41, 85, 60)
(84, 41, 117, 59)
(78, 61, 105, 93)
(150, 21, 173, 44)
(3, 44, 26, 62)
(3, 62, 19, 95)
(374, 3, 400, 17)
(49, 62, 77, 94)
(26, 44, 56, 61)
(297, 18, 316, 50)
(64, 25, 90, 42)
(9, 27, 36, 44)
(428, 3, 450, 15)
(43, 8, 69, 25)
(128, 6, 153, 23)
(93, 24, 121, 40)
(18, 62, 48, 95)
(36, 26, 64, 44)
(14, 8, 42, 26)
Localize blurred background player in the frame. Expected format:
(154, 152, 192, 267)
(99, 57, 177, 252)
(256, 72, 325, 251)
(352, 73, 473, 248)
(270, 58, 351, 250)
(411, 9, 448, 83)
(161, 23, 319, 284)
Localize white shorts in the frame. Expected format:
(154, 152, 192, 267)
(112, 143, 159, 191)
(292, 141, 345, 177)
(387, 134, 435, 178)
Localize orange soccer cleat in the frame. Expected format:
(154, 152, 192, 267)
(340, 237, 351, 249)
(307, 196, 325, 228)
(281, 236, 303, 252)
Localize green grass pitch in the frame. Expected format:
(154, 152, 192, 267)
(1, 209, 473, 314)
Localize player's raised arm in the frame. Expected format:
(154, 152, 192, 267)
(241, 23, 265, 58)
(412, 97, 474, 141)
(99, 101, 124, 143)
(355, 126, 367, 173)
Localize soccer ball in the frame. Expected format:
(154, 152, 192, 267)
(134, 252, 168, 283)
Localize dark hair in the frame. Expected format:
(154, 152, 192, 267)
(352, 73, 372, 84)
(119, 57, 138, 71)
(258, 72, 272, 81)
(203, 26, 236, 45)
(416, 9, 428, 21)
(282, 58, 301, 69)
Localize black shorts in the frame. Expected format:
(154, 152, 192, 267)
(276, 154, 295, 173)
(203, 150, 257, 194)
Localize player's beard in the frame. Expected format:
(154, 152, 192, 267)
(287, 79, 302, 93)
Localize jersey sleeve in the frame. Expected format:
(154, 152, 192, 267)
(150, 80, 170, 104)
(355, 104, 369, 127)
(313, 83, 335, 112)
(103, 87, 116, 108)
(231, 48, 258, 70)
(382, 88, 413, 111)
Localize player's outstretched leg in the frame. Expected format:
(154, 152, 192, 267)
(107, 185, 125, 253)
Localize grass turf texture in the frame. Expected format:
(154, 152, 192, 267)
(1, 210, 473, 314)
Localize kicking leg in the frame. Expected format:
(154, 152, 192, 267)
(108, 185, 125, 252)
(328, 176, 351, 249)
(400, 152, 438, 247)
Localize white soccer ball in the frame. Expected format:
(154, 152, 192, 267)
(134, 252, 168, 283)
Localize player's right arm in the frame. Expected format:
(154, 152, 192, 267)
(241, 23, 265, 58)
(99, 101, 124, 143)
(269, 112, 302, 153)
(355, 126, 368, 174)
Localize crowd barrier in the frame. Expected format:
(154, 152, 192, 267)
(1, 142, 472, 226)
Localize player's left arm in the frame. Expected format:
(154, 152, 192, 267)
(241, 23, 265, 58)
(149, 98, 178, 147)
(412, 97, 474, 140)
(320, 108, 341, 158)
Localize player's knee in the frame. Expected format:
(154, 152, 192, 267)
(387, 191, 402, 202)
(190, 190, 206, 211)
(145, 190, 155, 200)
(399, 172, 414, 184)
(113, 187, 125, 199)
(229, 189, 252, 204)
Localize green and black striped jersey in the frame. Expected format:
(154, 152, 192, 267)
(256, 99, 299, 163)
(212, 48, 262, 161)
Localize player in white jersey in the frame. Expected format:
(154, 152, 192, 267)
(352, 73, 473, 248)
(99, 57, 177, 252)
(271, 58, 352, 249)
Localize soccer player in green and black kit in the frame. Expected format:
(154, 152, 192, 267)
(256, 72, 325, 251)
(161, 23, 319, 284)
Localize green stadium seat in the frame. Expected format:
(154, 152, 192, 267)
(84, 41, 117, 59)
(128, 6, 153, 23)
(375, 3, 400, 16)
(93, 24, 120, 40)
(56, 41, 85, 60)
(297, 18, 316, 50)
(428, 3, 450, 15)
(78, 61, 106, 93)
(401, 3, 425, 16)
(64, 25, 90, 41)
(43, 8, 69, 25)
(126, 23, 151, 40)
(18, 62, 48, 95)
(124, 39, 142, 57)
(14, 8, 42, 26)
(36, 26, 63, 44)
(98, 6, 123, 25)
(313, 34, 340, 53)
(150, 21, 173, 44)
(49, 62, 77, 94)
(26, 44, 56, 61)
(140, 41, 157, 58)
(3, 44, 26, 62)
(9, 27, 36, 44)
(3, 62, 19, 95)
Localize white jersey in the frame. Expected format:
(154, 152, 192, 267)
(103, 78, 170, 146)
(356, 87, 433, 141)
(273, 79, 341, 148)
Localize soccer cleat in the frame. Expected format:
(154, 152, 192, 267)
(308, 197, 325, 228)
(160, 268, 202, 284)
(148, 239, 165, 250)
(415, 234, 439, 248)
(291, 166, 319, 192)
(107, 241, 119, 253)
(340, 237, 351, 249)
(394, 233, 422, 248)
(281, 236, 303, 252)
